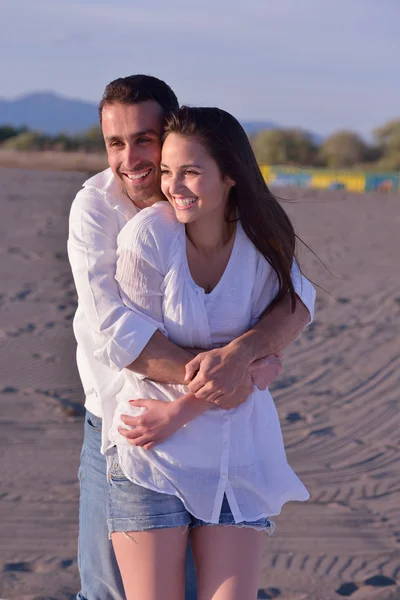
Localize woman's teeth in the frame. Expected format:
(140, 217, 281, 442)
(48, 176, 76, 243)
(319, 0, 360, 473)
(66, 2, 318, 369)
(126, 169, 151, 180)
(174, 197, 197, 208)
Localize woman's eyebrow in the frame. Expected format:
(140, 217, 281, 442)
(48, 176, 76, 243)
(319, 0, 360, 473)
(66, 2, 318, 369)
(160, 162, 203, 169)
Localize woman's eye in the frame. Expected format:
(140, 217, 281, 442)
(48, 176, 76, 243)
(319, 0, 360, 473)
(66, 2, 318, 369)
(185, 170, 198, 175)
(160, 169, 169, 175)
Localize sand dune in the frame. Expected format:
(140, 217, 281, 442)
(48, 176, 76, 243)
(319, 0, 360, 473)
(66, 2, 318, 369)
(0, 169, 399, 599)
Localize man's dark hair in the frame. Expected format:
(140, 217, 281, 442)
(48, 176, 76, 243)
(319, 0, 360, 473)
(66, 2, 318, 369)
(99, 74, 179, 121)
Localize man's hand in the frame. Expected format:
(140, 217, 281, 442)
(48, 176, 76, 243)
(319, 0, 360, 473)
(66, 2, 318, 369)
(185, 344, 254, 404)
(211, 370, 254, 409)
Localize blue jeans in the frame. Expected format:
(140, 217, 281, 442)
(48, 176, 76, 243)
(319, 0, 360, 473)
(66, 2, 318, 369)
(77, 410, 197, 600)
(107, 452, 273, 534)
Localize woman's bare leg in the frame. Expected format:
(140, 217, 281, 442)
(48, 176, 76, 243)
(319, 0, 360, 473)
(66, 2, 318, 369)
(112, 526, 188, 600)
(191, 525, 264, 600)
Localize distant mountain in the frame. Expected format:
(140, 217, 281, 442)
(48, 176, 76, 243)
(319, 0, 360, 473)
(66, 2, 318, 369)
(0, 92, 99, 134)
(0, 92, 323, 142)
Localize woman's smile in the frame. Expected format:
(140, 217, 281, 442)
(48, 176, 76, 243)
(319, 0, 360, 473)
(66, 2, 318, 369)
(172, 196, 198, 210)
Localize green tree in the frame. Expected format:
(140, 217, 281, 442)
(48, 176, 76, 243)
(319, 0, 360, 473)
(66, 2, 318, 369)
(319, 131, 367, 168)
(284, 128, 317, 165)
(373, 119, 400, 170)
(52, 132, 80, 152)
(0, 125, 28, 143)
(252, 128, 316, 165)
(75, 125, 105, 152)
(2, 131, 48, 151)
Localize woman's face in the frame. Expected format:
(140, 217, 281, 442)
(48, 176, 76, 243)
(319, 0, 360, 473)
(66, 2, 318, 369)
(160, 133, 234, 224)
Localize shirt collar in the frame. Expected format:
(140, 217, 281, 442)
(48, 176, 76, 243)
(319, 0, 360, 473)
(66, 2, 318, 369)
(83, 167, 139, 220)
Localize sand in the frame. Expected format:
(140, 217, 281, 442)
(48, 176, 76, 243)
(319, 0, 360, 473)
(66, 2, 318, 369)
(0, 168, 399, 599)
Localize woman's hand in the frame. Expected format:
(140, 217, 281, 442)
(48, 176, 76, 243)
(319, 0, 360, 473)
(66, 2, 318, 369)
(249, 353, 283, 390)
(118, 394, 207, 450)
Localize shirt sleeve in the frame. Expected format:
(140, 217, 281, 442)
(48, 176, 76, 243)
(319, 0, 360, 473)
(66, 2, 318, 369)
(115, 209, 167, 335)
(67, 187, 159, 371)
(252, 256, 316, 325)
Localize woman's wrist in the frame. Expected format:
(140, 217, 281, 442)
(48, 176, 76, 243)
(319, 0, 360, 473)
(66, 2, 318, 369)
(171, 393, 210, 426)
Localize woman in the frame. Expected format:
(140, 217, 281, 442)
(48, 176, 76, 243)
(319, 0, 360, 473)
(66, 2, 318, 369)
(104, 107, 316, 600)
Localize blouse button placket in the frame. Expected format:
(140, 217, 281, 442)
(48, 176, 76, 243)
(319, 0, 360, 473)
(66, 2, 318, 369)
(220, 411, 231, 485)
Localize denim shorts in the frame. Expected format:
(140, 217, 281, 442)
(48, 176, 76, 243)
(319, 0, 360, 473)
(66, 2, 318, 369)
(107, 454, 274, 536)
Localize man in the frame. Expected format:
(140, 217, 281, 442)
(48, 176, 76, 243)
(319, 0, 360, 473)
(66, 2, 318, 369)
(68, 75, 314, 600)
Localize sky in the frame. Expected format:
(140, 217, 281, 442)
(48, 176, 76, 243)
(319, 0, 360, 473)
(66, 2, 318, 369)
(1, 0, 399, 136)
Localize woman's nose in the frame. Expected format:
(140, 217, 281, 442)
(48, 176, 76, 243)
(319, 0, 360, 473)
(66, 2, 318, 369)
(169, 176, 184, 195)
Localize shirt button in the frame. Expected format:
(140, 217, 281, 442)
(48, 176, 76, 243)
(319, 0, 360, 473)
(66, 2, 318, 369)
(223, 413, 229, 419)
(222, 473, 227, 479)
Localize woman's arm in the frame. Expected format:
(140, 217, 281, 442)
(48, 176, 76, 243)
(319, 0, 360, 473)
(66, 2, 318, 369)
(118, 373, 255, 449)
(115, 208, 213, 446)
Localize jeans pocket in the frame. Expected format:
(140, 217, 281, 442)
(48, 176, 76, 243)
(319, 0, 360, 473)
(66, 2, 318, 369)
(86, 412, 102, 432)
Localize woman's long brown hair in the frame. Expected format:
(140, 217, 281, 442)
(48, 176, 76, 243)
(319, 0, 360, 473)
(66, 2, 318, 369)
(164, 106, 298, 311)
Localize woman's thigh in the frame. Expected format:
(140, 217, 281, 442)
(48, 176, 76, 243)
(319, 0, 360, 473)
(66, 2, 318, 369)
(190, 525, 265, 600)
(112, 526, 188, 600)
(107, 458, 193, 600)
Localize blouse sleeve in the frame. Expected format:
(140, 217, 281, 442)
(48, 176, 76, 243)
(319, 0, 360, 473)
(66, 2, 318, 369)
(115, 204, 176, 337)
(251, 256, 316, 325)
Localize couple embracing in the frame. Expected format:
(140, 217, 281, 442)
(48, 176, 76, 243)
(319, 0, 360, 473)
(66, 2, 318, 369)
(68, 74, 315, 600)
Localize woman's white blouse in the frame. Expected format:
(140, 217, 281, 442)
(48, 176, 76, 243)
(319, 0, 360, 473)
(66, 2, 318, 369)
(106, 202, 316, 524)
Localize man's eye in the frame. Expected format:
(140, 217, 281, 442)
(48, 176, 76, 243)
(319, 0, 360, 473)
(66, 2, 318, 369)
(137, 137, 151, 144)
(109, 141, 122, 148)
(185, 170, 198, 175)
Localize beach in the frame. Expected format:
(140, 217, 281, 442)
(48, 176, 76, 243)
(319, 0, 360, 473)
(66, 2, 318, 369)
(0, 167, 399, 599)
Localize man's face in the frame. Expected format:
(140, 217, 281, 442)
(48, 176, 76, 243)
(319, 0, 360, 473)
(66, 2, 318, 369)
(102, 101, 164, 208)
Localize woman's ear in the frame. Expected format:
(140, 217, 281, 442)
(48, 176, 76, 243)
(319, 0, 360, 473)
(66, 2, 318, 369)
(225, 175, 236, 189)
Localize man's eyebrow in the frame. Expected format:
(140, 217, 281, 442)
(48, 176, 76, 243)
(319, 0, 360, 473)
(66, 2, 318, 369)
(132, 128, 160, 138)
(105, 135, 121, 143)
(105, 129, 160, 143)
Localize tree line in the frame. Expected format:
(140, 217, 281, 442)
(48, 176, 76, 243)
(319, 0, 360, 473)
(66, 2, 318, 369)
(0, 125, 104, 153)
(251, 119, 400, 171)
(1, 119, 400, 171)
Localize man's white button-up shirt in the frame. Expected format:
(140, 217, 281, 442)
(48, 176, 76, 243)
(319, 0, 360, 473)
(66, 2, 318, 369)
(67, 168, 158, 418)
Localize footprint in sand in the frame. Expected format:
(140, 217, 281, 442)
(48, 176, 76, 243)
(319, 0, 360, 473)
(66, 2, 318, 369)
(7, 323, 37, 337)
(257, 588, 281, 599)
(286, 411, 304, 424)
(3, 557, 74, 574)
(336, 575, 397, 596)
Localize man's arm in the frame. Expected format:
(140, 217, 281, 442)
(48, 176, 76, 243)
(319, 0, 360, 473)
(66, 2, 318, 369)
(185, 277, 315, 404)
(229, 293, 310, 364)
(68, 187, 196, 378)
(119, 292, 305, 449)
(68, 188, 250, 402)
(126, 330, 197, 384)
